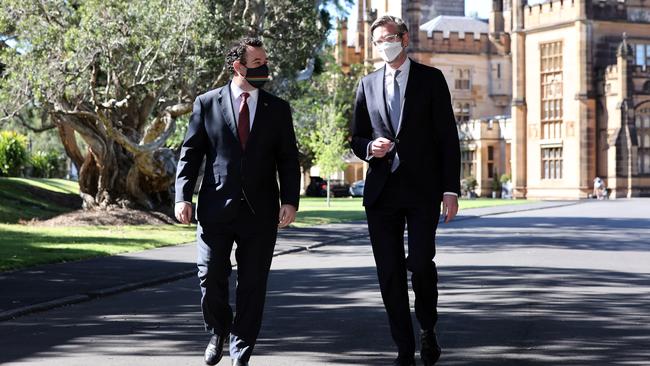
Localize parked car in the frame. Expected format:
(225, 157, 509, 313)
(305, 176, 351, 197)
(349, 180, 365, 197)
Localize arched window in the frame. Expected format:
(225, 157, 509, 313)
(643, 81, 650, 94)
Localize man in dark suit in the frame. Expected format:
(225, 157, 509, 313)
(351, 16, 460, 366)
(174, 37, 300, 366)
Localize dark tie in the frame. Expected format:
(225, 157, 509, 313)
(388, 70, 401, 172)
(238, 92, 250, 150)
(389, 70, 401, 134)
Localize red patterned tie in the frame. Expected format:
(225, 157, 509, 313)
(238, 92, 250, 150)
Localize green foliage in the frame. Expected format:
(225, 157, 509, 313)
(491, 174, 501, 192)
(461, 176, 478, 196)
(288, 49, 368, 170)
(307, 102, 348, 178)
(0, 0, 333, 205)
(30, 150, 64, 178)
(0, 130, 28, 176)
(165, 115, 189, 150)
(500, 173, 511, 184)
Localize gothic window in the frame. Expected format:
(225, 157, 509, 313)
(455, 102, 471, 123)
(461, 149, 476, 178)
(635, 44, 650, 68)
(540, 41, 563, 140)
(636, 105, 650, 174)
(541, 146, 563, 180)
(455, 68, 471, 90)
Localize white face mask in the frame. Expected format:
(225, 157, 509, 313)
(376, 41, 403, 63)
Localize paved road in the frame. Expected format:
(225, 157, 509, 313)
(1, 199, 649, 365)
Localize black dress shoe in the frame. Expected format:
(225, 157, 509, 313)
(232, 360, 249, 366)
(392, 356, 416, 366)
(204, 334, 225, 365)
(420, 329, 442, 366)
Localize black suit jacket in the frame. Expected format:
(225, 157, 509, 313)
(351, 59, 461, 207)
(175, 82, 300, 223)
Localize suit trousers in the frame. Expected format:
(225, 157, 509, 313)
(196, 200, 278, 362)
(365, 169, 440, 357)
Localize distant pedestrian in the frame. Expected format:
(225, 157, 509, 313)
(174, 37, 300, 366)
(593, 177, 606, 200)
(350, 15, 461, 366)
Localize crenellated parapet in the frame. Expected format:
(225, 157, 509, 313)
(523, 0, 581, 29)
(418, 30, 503, 55)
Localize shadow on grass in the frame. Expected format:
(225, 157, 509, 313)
(0, 179, 81, 223)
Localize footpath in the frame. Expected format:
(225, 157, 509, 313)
(0, 200, 577, 321)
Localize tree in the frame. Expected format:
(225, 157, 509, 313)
(289, 50, 367, 189)
(308, 101, 347, 206)
(0, 0, 330, 210)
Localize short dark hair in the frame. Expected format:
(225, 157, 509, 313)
(225, 37, 264, 73)
(370, 15, 408, 38)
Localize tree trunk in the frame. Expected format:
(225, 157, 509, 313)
(58, 114, 178, 212)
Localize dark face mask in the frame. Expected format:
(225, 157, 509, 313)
(244, 64, 270, 89)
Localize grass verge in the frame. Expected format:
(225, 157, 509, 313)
(0, 224, 196, 272)
(293, 196, 534, 227)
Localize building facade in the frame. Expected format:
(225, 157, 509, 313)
(336, 0, 650, 198)
(506, 0, 650, 198)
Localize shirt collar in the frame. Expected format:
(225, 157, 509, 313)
(230, 81, 259, 102)
(385, 57, 411, 77)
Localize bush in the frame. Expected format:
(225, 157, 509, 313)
(30, 150, 64, 178)
(0, 131, 29, 176)
(461, 176, 478, 198)
(500, 174, 511, 185)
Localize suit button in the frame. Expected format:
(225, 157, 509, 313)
(395, 138, 400, 144)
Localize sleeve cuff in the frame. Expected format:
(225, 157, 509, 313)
(366, 141, 373, 160)
(443, 192, 458, 197)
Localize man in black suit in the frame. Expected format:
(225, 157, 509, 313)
(351, 16, 460, 366)
(174, 37, 300, 366)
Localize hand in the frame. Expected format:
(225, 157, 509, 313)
(441, 195, 458, 224)
(278, 204, 297, 228)
(175, 202, 193, 225)
(370, 137, 394, 158)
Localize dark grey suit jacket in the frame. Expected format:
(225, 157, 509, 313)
(351, 59, 461, 207)
(175, 82, 300, 223)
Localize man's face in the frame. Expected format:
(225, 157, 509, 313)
(372, 23, 409, 48)
(234, 45, 267, 76)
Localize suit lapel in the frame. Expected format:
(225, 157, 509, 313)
(217, 82, 239, 141)
(397, 59, 418, 136)
(372, 66, 395, 136)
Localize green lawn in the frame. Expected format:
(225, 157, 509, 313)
(0, 177, 535, 271)
(293, 196, 534, 227)
(0, 224, 196, 272)
(0, 177, 80, 223)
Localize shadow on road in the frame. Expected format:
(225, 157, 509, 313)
(0, 210, 649, 365)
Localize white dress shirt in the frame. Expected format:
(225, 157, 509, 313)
(230, 82, 259, 130)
